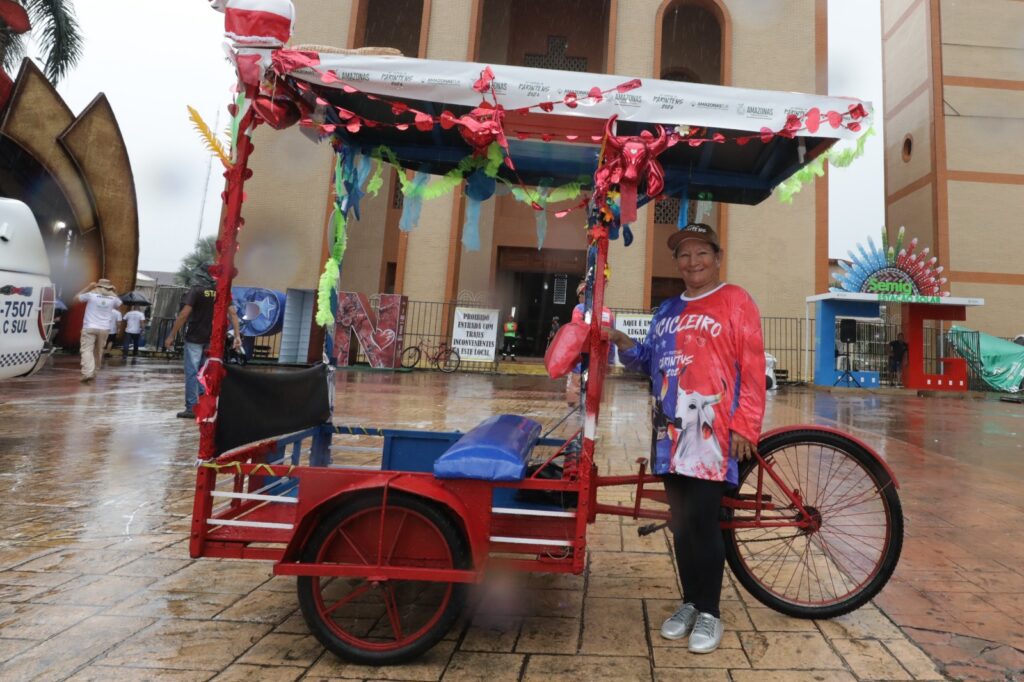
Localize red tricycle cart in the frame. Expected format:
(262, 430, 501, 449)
(191, 3, 902, 665)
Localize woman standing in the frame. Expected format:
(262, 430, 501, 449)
(608, 222, 765, 654)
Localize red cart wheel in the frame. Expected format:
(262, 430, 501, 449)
(723, 428, 903, 619)
(297, 491, 470, 665)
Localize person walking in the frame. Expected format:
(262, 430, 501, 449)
(163, 278, 242, 419)
(122, 305, 147, 357)
(74, 278, 120, 382)
(608, 223, 766, 654)
(104, 305, 123, 353)
(545, 316, 561, 350)
(566, 279, 616, 406)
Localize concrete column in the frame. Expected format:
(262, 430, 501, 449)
(456, 198, 497, 304)
(400, 0, 476, 301)
(605, 206, 649, 310)
(605, 1, 658, 309)
(235, 0, 354, 291)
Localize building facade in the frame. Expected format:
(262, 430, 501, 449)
(882, 0, 1023, 338)
(236, 0, 831, 355)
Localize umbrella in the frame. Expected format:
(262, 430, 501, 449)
(120, 291, 152, 307)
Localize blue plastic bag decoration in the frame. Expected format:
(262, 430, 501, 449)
(399, 170, 431, 231)
(342, 152, 374, 221)
(462, 169, 496, 251)
(622, 224, 634, 247)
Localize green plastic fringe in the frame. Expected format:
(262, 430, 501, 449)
(315, 154, 350, 327)
(777, 126, 875, 204)
(371, 144, 585, 208)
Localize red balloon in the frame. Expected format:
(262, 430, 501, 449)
(251, 94, 300, 130)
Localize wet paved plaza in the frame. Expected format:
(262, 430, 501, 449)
(1, 356, 1023, 681)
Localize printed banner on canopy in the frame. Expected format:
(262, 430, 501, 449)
(452, 307, 499, 362)
(614, 313, 654, 367)
(284, 54, 871, 139)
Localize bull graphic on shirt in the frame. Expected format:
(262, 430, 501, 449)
(670, 387, 724, 474)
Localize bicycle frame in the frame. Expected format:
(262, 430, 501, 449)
(589, 450, 818, 532)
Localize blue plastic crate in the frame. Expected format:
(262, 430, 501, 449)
(382, 429, 463, 473)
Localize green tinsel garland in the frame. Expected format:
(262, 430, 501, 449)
(315, 154, 350, 327)
(777, 127, 875, 204)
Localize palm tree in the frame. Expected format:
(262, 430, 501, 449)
(175, 236, 219, 288)
(0, 0, 83, 83)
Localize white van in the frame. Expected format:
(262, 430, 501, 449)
(0, 198, 56, 379)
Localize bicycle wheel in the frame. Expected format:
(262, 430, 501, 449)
(297, 491, 470, 665)
(435, 348, 460, 373)
(723, 427, 903, 619)
(400, 346, 421, 369)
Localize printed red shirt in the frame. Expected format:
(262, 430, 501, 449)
(619, 283, 766, 483)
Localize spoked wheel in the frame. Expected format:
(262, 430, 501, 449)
(436, 348, 460, 373)
(297, 491, 471, 665)
(724, 428, 903, 619)
(399, 347, 421, 369)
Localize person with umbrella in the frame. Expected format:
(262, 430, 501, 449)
(122, 304, 147, 357)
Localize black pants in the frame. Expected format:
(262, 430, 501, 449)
(662, 473, 726, 618)
(501, 337, 516, 357)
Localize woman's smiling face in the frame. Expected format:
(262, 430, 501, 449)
(674, 239, 721, 294)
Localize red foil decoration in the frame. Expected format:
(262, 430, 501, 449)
(594, 115, 669, 224)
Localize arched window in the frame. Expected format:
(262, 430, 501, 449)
(659, 1, 723, 85)
(352, 0, 426, 57)
(476, 0, 611, 72)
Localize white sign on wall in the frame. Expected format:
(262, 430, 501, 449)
(452, 307, 499, 362)
(614, 314, 654, 366)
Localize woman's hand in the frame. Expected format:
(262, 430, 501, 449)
(730, 432, 758, 462)
(607, 328, 635, 351)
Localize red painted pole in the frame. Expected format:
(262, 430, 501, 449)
(197, 88, 259, 460)
(574, 224, 611, 572)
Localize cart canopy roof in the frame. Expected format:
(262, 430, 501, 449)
(273, 52, 873, 205)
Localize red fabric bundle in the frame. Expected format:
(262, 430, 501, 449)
(544, 320, 590, 378)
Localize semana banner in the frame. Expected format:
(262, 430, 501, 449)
(287, 54, 870, 138)
(614, 314, 653, 366)
(452, 307, 499, 362)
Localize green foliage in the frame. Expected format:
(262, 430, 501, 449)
(0, 0, 83, 82)
(175, 235, 218, 287)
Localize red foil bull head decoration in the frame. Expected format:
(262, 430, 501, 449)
(595, 114, 670, 224)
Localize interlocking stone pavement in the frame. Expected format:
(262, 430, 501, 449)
(1, 356, 1022, 680)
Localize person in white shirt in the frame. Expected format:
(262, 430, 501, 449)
(105, 307, 124, 351)
(122, 306, 147, 356)
(74, 279, 120, 382)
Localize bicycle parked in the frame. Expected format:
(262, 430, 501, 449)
(400, 338, 461, 372)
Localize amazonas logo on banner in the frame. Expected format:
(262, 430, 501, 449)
(452, 307, 499, 362)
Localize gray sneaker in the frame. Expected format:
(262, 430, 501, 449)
(660, 602, 698, 640)
(688, 612, 724, 653)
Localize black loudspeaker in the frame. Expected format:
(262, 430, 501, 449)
(839, 319, 858, 344)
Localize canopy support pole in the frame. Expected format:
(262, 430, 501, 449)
(198, 85, 259, 461)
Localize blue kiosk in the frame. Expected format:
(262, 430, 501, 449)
(806, 292, 882, 388)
